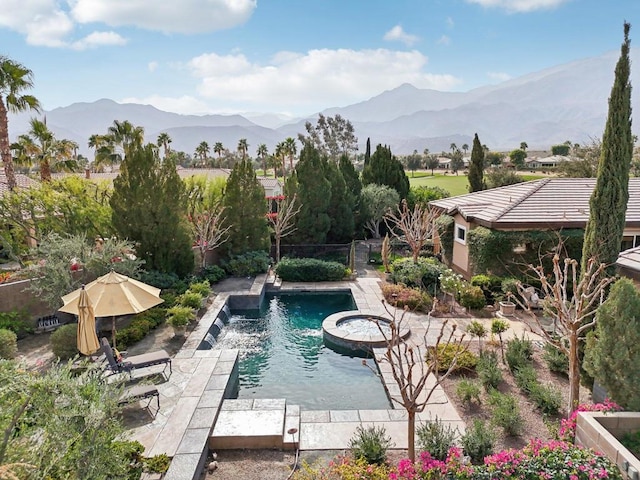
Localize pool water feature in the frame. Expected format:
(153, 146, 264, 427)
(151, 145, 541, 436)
(204, 292, 391, 410)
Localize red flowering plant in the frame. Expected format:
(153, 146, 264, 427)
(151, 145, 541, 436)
(558, 399, 622, 443)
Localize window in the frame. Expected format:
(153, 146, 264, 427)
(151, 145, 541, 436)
(455, 224, 467, 245)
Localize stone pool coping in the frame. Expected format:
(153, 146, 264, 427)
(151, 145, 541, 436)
(322, 308, 411, 350)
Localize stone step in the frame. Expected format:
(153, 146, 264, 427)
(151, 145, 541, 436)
(283, 404, 300, 449)
(209, 399, 286, 450)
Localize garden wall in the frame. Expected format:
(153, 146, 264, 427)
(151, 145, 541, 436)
(576, 411, 640, 479)
(0, 279, 53, 325)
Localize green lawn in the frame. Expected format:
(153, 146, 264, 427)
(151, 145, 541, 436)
(408, 171, 547, 197)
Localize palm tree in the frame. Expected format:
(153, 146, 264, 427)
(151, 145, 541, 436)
(257, 143, 268, 175)
(520, 141, 528, 151)
(195, 141, 210, 166)
(283, 137, 297, 173)
(213, 142, 224, 165)
(462, 143, 469, 157)
(157, 132, 172, 158)
(237, 138, 249, 160)
(107, 120, 144, 158)
(0, 56, 41, 190)
(449, 143, 457, 155)
(274, 141, 286, 178)
(23, 118, 77, 181)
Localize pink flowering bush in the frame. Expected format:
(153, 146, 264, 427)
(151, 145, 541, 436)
(391, 442, 622, 480)
(558, 400, 622, 443)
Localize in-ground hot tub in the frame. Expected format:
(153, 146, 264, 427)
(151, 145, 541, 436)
(322, 309, 411, 353)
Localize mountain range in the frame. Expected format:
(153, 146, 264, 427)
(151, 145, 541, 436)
(8, 48, 640, 158)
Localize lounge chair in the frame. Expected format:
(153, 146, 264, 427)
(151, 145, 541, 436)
(101, 337, 172, 378)
(118, 384, 160, 416)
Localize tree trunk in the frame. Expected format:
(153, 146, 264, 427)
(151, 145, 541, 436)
(0, 100, 17, 191)
(568, 330, 580, 414)
(40, 160, 51, 182)
(275, 235, 281, 263)
(408, 410, 416, 463)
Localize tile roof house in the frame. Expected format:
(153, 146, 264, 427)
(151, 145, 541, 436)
(0, 173, 40, 197)
(429, 178, 640, 278)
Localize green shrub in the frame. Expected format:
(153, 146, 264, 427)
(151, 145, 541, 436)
(348, 425, 393, 465)
(275, 257, 346, 282)
(0, 328, 18, 359)
(50, 324, 79, 360)
(0, 311, 33, 339)
(143, 454, 170, 474)
(488, 390, 522, 436)
(505, 335, 534, 372)
(542, 342, 568, 375)
(223, 250, 270, 277)
(390, 256, 446, 294)
(140, 270, 186, 290)
(167, 306, 196, 327)
(501, 277, 520, 298)
(177, 291, 203, 309)
(471, 274, 502, 304)
(477, 351, 503, 391)
(187, 280, 211, 297)
(199, 264, 226, 283)
(381, 283, 432, 312)
(456, 378, 482, 406)
(416, 417, 458, 461)
(460, 419, 496, 464)
(530, 383, 563, 415)
(514, 364, 538, 395)
(459, 285, 486, 310)
(160, 292, 178, 309)
(432, 343, 478, 373)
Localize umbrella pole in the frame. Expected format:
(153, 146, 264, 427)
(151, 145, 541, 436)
(112, 316, 116, 349)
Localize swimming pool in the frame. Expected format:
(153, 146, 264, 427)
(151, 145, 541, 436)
(205, 292, 391, 410)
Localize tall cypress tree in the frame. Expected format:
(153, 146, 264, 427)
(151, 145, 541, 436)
(364, 137, 371, 166)
(111, 144, 194, 277)
(581, 23, 633, 275)
(361, 144, 410, 200)
(222, 159, 270, 255)
(325, 159, 355, 243)
(290, 143, 332, 244)
(468, 133, 485, 192)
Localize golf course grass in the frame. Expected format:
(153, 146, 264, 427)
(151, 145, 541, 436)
(408, 171, 547, 197)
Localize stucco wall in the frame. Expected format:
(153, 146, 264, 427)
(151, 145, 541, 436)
(451, 214, 471, 279)
(0, 279, 54, 325)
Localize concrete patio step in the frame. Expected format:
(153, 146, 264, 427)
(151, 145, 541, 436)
(209, 398, 286, 450)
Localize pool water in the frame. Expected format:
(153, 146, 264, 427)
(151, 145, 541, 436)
(212, 292, 391, 410)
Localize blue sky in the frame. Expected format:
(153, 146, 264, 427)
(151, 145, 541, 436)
(1, 0, 637, 117)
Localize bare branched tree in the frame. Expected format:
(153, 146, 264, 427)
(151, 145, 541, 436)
(188, 204, 231, 269)
(266, 194, 302, 263)
(384, 199, 437, 262)
(365, 302, 467, 462)
(513, 252, 613, 414)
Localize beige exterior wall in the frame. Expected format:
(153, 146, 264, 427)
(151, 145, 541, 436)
(451, 214, 471, 279)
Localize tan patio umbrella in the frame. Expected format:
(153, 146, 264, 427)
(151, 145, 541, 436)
(76, 285, 100, 355)
(59, 270, 164, 348)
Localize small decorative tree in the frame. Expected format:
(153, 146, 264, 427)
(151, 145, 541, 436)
(188, 203, 231, 269)
(514, 252, 613, 414)
(266, 194, 301, 263)
(384, 199, 436, 262)
(466, 320, 487, 353)
(364, 302, 467, 462)
(491, 318, 509, 363)
(381, 233, 392, 273)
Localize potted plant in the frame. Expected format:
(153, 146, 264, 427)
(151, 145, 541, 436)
(167, 306, 195, 337)
(498, 298, 516, 316)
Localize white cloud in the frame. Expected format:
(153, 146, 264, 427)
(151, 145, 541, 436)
(0, 0, 73, 47)
(187, 49, 461, 113)
(383, 25, 419, 46)
(446, 17, 454, 28)
(70, 0, 257, 34)
(466, 0, 569, 13)
(71, 31, 127, 50)
(487, 71, 512, 82)
(119, 95, 213, 115)
(148, 61, 159, 72)
(437, 35, 451, 46)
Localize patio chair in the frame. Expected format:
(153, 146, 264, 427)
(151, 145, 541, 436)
(101, 337, 172, 378)
(522, 286, 543, 309)
(118, 383, 160, 416)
